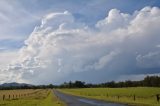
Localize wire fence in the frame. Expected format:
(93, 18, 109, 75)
(79, 92, 160, 102)
(0, 89, 47, 101)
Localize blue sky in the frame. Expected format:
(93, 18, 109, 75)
(0, 0, 160, 84)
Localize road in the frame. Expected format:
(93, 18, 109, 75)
(54, 90, 128, 106)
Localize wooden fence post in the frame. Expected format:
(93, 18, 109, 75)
(105, 94, 108, 97)
(117, 95, 119, 99)
(156, 94, 160, 102)
(133, 95, 136, 101)
(9, 95, 10, 100)
(3, 95, 5, 100)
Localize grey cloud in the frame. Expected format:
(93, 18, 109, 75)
(136, 51, 160, 68)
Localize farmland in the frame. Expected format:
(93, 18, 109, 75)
(0, 89, 64, 106)
(59, 87, 160, 106)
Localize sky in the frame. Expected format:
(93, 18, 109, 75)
(0, 0, 160, 84)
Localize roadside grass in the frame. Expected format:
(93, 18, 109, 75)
(0, 89, 64, 106)
(40, 90, 66, 106)
(58, 87, 160, 106)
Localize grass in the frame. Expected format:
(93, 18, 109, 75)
(0, 89, 65, 106)
(58, 87, 160, 106)
(40, 90, 65, 106)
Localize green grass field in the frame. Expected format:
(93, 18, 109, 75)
(59, 87, 160, 106)
(0, 89, 65, 106)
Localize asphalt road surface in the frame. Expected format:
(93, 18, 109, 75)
(54, 90, 128, 106)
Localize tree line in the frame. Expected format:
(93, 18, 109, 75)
(58, 76, 160, 88)
(0, 84, 55, 90)
(0, 76, 160, 90)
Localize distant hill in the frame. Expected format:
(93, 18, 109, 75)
(0, 82, 32, 87)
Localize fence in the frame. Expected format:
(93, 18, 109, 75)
(81, 92, 160, 103)
(113, 94, 160, 102)
(0, 89, 44, 101)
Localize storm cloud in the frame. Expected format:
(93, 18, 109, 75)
(1, 6, 160, 84)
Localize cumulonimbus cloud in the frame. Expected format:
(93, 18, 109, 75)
(1, 6, 160, 84)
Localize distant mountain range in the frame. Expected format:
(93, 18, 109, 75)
(0, 82, 32, 87)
